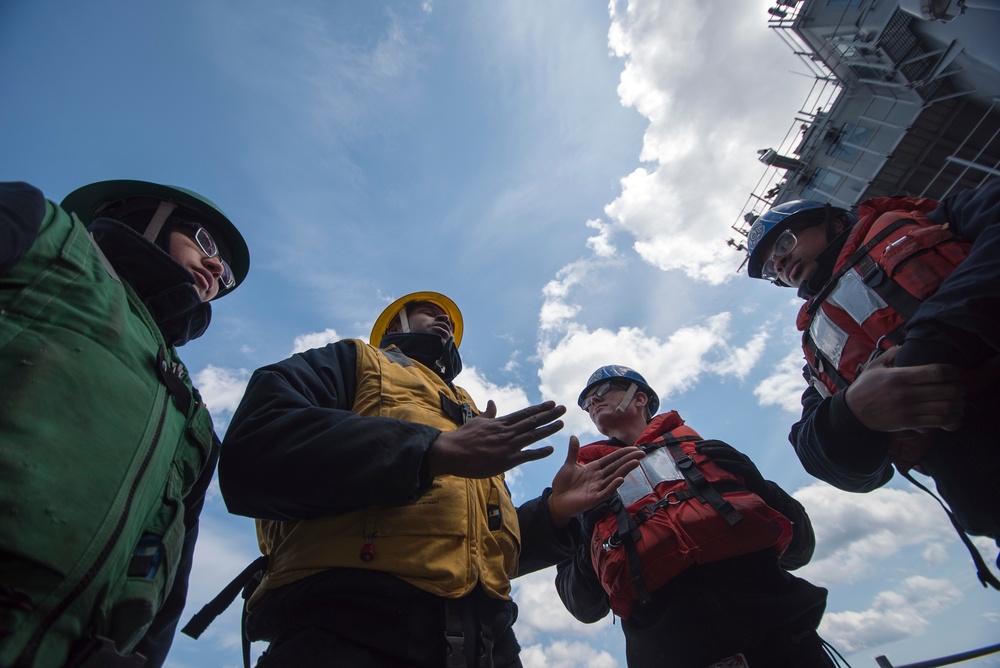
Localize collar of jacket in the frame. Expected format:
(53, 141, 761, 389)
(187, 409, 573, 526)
(797, 227, 852, 301)
(378, 332, 463, 381)
(88, 217, 210, 347)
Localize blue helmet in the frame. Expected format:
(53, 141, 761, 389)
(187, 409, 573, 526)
(746, 199, 853, 280)
(578, 365, 659, 416)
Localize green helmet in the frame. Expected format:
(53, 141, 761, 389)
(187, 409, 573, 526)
(61, 179, 250, 298)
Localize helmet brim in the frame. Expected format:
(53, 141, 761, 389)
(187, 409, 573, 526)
(369, 291, 464, 348)
(61, 180, 250, 297)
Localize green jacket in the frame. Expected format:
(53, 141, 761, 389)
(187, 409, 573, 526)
(0, 200, 215, 667)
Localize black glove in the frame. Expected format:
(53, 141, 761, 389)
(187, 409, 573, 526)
(695, 440, 767, 496)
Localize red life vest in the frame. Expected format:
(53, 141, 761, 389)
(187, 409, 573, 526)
(796, 197, 971, 469)
(797, 196, 970, 397)
(580, 412, 793, 618)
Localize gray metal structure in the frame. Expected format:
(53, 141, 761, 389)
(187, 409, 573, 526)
(731, 0, 1000, 262)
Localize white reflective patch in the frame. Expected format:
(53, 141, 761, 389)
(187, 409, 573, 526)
(827, 269, 887, 325)
(615, 448, 683, 506)
(810, 309, 849, 369)
(643, 448, 684, 486)
(617, 469, 653, 507)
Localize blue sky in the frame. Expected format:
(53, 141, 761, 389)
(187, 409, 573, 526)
(2, 1, 998, 666)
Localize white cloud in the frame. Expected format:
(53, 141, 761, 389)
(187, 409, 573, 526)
(922, 542, 949, 568)
(512, 569, 594, 641)
(540, 261, 591, 333)
(520, 640, 619, 668)
(291, 327, 341, 354)
(600, 0, 817, 285)
(537, 313, 759, 437)
(503, 351, 522, 373)
(459, 365, 531, 417)
(193, 366, 252, 429)
(754, 347, 807, 413)
(794, 483, 955, 585)
(819, 576, 963, 653)
(585, 218, 617, 258)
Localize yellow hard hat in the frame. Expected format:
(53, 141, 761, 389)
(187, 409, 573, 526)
(369, 291, 464, 348)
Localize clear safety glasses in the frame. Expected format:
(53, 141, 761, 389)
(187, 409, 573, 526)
(189, 226, 235, 289)
(760, 229, 798, 282)
(580, 381, 624, 410)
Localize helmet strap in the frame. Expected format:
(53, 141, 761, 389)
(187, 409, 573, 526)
(144, 200, 178, 243)
(397, 307, 411, 334)
(614, 383, 638, 415)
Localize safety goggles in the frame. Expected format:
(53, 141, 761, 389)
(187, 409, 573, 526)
(580, 381, 626, 410)
(760, 229, 798, 282)
(187, 225, 235, 290)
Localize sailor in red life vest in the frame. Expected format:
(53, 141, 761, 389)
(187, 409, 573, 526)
(745, 181, 1000, 578)
(555, 366, 835, 668)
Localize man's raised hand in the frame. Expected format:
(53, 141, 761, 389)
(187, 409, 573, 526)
(547, 436, 645, 528)
(428, 400, 566, 479)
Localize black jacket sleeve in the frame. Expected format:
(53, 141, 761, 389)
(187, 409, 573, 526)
(133, 436, 222, 667)
(895, 179, 1000, 369)
(219, 341, 443, 521)
(554, 520, 611, 624)
(0, 182, 46, 276)
(758, 480, 816, 570)
(515, 489, 581, 576)
(789, 367, 894, 493)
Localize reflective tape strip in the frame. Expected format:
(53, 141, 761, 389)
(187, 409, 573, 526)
(827, 269, 887, 326)
(810, 308, 849, 370)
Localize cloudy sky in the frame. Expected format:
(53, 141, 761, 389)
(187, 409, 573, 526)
(2, 1, 998, 666)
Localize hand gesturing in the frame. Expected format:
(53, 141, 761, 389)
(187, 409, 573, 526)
(428, 400, 566, 479)
(547, 436, 645, 528)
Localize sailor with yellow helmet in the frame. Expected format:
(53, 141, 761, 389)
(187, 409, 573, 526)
(219, 292, 643, 667)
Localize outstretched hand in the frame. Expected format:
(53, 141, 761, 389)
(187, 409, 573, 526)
(547, 436, 645, 528)
(428, 400, 566, 479)
(845, 347, 965, 433)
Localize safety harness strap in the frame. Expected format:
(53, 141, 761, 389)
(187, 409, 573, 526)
(443, 601, 466, 668)
(806, 218, 912, 317)
(900, 470, 1000, 591)
(665, 441, 743, 526)
(609, 496, 650, 604)
(181, 555, 267, 668)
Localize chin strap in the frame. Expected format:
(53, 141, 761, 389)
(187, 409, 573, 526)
(614, 383, 638, 414)
(143, 200, 177, 243)
(397, 307, 410, 333)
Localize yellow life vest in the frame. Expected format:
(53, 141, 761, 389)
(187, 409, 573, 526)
(250, 340, 521, 608)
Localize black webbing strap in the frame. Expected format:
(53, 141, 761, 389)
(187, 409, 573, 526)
(900, 470, 1000, 591)
(181, 556, 267, 639)
(802, 332, 851, 392)
(632, 489, 697, 523)
(665, 441, 743, 526)
(181, 555, 267, 668)
(608, 495, 650, 604)
(805, 217, 913, 317)
(854, 253, 922, 327)
(443, 600, 466, 668)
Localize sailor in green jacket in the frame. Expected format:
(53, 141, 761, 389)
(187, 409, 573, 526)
(0, 180, 250, 668)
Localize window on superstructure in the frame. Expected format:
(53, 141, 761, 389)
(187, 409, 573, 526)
(826, 123, 872, 162)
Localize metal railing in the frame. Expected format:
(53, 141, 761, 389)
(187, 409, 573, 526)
(875, 642, 1000, 668)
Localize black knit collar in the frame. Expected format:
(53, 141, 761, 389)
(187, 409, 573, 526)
(88, 217, 210, 346)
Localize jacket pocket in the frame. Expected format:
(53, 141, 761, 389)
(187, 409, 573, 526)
(102, 493, 186, 652)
